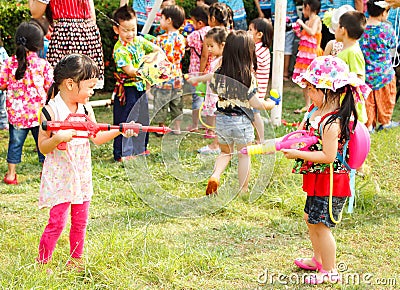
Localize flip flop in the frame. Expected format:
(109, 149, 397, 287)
(294, 257, 322, 271)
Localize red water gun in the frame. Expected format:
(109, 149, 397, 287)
(240, 130, 319, 155)
(42, 113, 172, 150)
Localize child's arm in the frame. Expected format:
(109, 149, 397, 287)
(282, 121, 340, 163)
(324, 40, 334, 56)
(186, 72, 213, 84)
(85, 104, 136, 145)
(249, 95, 276, 111)
(121, 64, 139, 78)
(38, 106, 77, 154)
(297, 16, 321, 36)
(28, 0, 47, 19)
(199, 42, 209, 72)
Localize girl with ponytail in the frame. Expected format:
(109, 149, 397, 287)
(283, 56, 371, 284)
(0, 21, 53, 185)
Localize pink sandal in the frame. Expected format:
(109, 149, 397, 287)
(294, 256, 322, 271)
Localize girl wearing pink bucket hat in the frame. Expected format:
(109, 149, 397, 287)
(282, 55, 371, 284)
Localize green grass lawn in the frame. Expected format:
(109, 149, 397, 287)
(0, 81, 399, 289)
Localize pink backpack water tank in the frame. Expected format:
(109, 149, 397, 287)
(339, 121, 371, 170)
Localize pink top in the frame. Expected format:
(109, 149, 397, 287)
(187, 26, 211, 73)
(0, 51, 53, 128)
(38, 0, 92, 19)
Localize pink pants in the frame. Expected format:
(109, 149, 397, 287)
(38, 201, 90, 263)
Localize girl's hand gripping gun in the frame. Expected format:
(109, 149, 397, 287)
(240, 130, 319, 155)
(42, 113, 172, 150)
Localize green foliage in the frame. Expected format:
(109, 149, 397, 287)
(0, 2, 30, 55)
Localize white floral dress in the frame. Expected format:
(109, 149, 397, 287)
(39, 94, 93, 209)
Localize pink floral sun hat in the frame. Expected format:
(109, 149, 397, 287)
(293, 56, 371, 121)
(293, 55, 371, 99)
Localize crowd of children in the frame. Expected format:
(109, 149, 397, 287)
(0, 0, 399, 281)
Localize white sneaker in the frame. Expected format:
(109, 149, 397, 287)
(197, 145, 221, 155)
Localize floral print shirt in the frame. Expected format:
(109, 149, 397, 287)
(359, 22, 396, 91)
(155, 31, 185, 89)
(187, 26, 210, 73)
(292, 108, 349, 175)
(113, 36, 156, 91)
(0, 51, 53, 128)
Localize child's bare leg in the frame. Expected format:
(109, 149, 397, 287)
(284, 54, 291, 79)
(6, 163, 17, 180)
(307, 221, 336, 271)
(253, 112, 264, 143)
(205, 115, 216, 136)
(191, 109, 200, 130)
(210, 143, 233, 180)
(236, 144, 251, 192)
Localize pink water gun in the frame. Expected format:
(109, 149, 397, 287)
(42, 113, 171, 150)
(240, 130, 319, 155)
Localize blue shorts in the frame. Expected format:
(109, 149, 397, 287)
(304, 195, 347, 228)
(7, 125, 45, 164)
(285, 30, 295, 55)
(216, 114, 254, 145)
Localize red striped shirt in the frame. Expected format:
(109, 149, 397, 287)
(255, 42, 270, 99)
(50, 0, 92, 20)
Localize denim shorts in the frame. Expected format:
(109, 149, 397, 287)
(285, 30, 295, 55)
(216, 114, 254, 145)
(304, 195, 347, 228)
(7, 125, 45, 164)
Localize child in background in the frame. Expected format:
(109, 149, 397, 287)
(322, 5, 355, 56)
(200, 2, 233, 73)
(0, 22, 53, 185)
(292, 0, 322, 114)
(254, 0, 272, 19)
(360, 0, 398, 131)
(153, 5, 186, 134)
(288, 56, 371, 284)
(271, 0, 298, 81)
(37, 54, 136, 269)
(186, 4, 210, 132)
(335, 11, 368, 124)
(188, 31, 278, 195)
(112, 5, 162, 162)
(248, 18, 273, 143)
(197, 27, 228, 154)
(335, 11, 367, 80)
(0, 32, 9, 130)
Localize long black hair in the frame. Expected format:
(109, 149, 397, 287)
(46, 54, 99, 104)
(323, 85, 358, 142)
(14, 22, 44, 80)
(213, 30, 257, 102)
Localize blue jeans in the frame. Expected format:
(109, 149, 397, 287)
(0, 91, 7, 129)
(7, 125, 45, 164)
(113, 86, 149, 160)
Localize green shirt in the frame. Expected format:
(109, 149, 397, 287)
(113, 36, 155, 91)
(337, 43, 365, 81)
